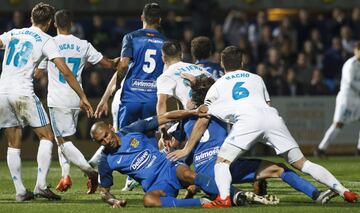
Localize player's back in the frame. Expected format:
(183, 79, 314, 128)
(206, 70, 270, 124)
(196, 59, 224, 80)
(340, 56, 360, 95)
(157, 61, 210, 109)
(44, 34, 102, 108)
(121, 28, 166, 103)
(0, 26, 58, 96)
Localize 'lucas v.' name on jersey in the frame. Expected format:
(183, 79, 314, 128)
(120, 29, 166, 103)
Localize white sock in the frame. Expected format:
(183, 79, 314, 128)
(88, 146, 105, 167)
(58, 146, 70, 177)
(7, 148, 26, 195)
(318, 124, 340, 150)
(35, 140, 53, 190)
(60, 142, 95, 175)
(301, 160, 348, 196)
(357, 130, 360, 150)
(214, 162, 232, 199)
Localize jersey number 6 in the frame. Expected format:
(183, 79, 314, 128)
(232, 82, 249, 100)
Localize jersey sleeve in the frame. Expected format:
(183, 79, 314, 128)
(42, 38, 62, 60)
(156, 75, 176, 95)
(120, 116, 159, 134)
(120, 33, 133, 58)
(85, 42, 103, 65)
(98, 154, 114, 188)
(0, 30, 12, 48)
(204, 84, 220, 106)
(38, 58, 48, 70)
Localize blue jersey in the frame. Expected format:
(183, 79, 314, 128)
(99, 117, 179, 192)
(120, 29, 166, 103)
(195, 59, 224, 80)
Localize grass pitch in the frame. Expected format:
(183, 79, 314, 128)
(0, 157, 359, 213)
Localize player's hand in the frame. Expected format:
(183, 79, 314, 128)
(80, 98, 94, 118)
(111, 199, 127, 208)
(181, 72, 196, 83)
(167, 148, 190, 162)
(95, 99, 109, 119)
(196, 104, 209, 118)
(112, 57, 121, 69)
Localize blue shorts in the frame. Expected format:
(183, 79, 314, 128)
(230, 159, 262, 183)
(146, 162, 183, 198)
(118, 102, 157, 128)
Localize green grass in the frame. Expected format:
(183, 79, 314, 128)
(0, 157, 360, 212)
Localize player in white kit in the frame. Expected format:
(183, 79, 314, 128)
(316, 42, 360, 156)
(36, 10, 118, 193)
(0, 3, 93, 201)
(168, 46, 358, 207)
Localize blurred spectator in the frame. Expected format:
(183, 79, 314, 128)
(84, 71, 106, 98)
(248, 10, 268, 45)
(325, 8, 348, 43)
(350, 8, 360, 40)
(257, 25, 273, 62)
(223, 10, 249, 46)
(293, 52, 313, 84)
(6, 10, 25, 31)
(90, 15, 110, 52)
(162, 10, 183, 40)
(71, 21, 85, 39)
(340, 25, 355, 56)
(303, 40, 319, 67)
(308, 68, 330, 95)
(266, 47, 285, 78)
(111, 17, 128, 48)
(322, 37, 345, 81)
(295, 9, 313, 50)
(212, 24, 226, 53)
(273, 17, 297, 52)
(282, 68, 304, 96)
(180, 26, 194, 62)
(279, 36, 297, 67)
(309, 28, 324, 56)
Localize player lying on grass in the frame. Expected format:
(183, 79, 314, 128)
(90, 109, 276, 208)
(166, 74, 336, 204)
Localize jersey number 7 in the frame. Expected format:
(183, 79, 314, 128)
(58, 57, 81, 84)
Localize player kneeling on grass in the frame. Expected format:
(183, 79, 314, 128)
(166, 75, 336, 205)
(91, 109, 274, 207)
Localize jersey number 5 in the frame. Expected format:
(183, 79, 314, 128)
(143, 49, 156, 73)
(6, 38, 33, 68)
(232, 82, 249, 100)
(59, 57, 81, 84)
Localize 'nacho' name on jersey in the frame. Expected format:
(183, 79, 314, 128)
(225, 72, 250, 80)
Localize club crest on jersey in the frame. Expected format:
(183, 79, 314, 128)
(130, 138, 139, 148)
(146, 33, 155, 37)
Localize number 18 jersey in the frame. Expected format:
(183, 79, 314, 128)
(38, 34, 103, 109)
(205, 70, 271, 124)
(0, 26, 61, 96)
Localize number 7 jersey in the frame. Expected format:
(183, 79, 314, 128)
(205, 70, 271, 124)
(0, 26, 61, 96)
(38, 34, 103, 109)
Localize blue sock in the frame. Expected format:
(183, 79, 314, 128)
(160, 197, 201, 207)
(281, 169, 319, 199)
(194, 173, 219, 195)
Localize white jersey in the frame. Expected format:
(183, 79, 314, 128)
(339, 56, 360, 97)
(205, 70, 271, 124)
(0, 26, 61, 96)
(156, 61, 210, 109)
(39, 34, 103, 108)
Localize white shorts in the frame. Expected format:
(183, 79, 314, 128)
(111, 89, 121, 131)
(49, 107, 80, 137)
(333, 92, 360, 124)
(222, 107, 299, 157)
(0, 94, 49, 129)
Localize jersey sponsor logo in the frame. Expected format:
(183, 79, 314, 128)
(130, 149, 152, 170)
(130, 138, 139, 148)
(131, 79, 157, 91)
(194, 147, 220, 165)
(225, 72, 250, 80)
(147, 38, 163, 44)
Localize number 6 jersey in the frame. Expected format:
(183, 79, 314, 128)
(38, 34, 103, 109)
(205, 70, 271, 124)
(0, 26, 61, 96)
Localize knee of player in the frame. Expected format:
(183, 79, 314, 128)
(143, 194, 161, 207)
(183, 170, 196, 183)
(267, 164, 285, 178)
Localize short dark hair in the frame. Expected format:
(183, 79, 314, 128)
(191, 36, 213, 60)
(31, 2, 55, 25)
(54, 10, 72, 30)
(142, 3, 161, 25)
(221, 46, 243, 71)
(354, 41, 360, 50)
(191, 75, 215, 107)
(162, 40, 182, 58)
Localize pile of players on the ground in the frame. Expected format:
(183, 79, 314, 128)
(0, 2, 359, 208)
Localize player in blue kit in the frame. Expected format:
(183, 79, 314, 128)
(167, 75, 337, 205)
(95, 2, 166, 191)
(191, 36, 224, 79)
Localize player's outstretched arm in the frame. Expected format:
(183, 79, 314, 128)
(157, 106, 208, 126)
(98, 56, 120, 69)
(95, 72, 117, 118)
(52, 57, 94, 117)
(115, 57, 130, 91)
(0, 39, 4, 48)
(100, 187, 127, 208)
(167, 105, 210, 161)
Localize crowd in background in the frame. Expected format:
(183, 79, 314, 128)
(1, 7, 360, 98)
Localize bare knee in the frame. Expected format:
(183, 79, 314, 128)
(33, 125, 55, 141)
(143, 193, 162, 208)
(291, 157, 307, 171)
(266, 164, 285, 178)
